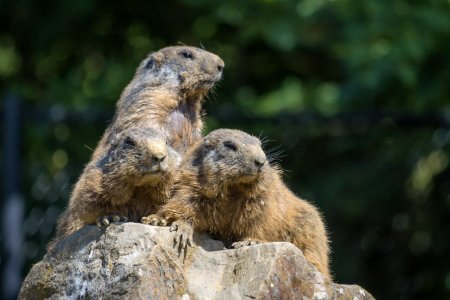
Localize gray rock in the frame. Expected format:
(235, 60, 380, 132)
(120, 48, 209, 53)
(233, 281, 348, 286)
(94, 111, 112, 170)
(19, 223, 374, 300)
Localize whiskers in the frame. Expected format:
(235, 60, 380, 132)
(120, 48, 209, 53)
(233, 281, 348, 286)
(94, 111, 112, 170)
(265, 144, 286, 165)
(206, 85, 220, 103)
(258, 132, 285, 165)
(259, 133, 273, 147)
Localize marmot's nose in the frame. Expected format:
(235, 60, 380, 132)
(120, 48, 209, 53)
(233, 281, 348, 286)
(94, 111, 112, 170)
(216, 57, 225, 72)
(254, 157, 266, 171)
(152, 154, 166, 163)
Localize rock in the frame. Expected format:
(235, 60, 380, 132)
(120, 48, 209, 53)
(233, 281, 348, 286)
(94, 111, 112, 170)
(19, 223, 374, 300)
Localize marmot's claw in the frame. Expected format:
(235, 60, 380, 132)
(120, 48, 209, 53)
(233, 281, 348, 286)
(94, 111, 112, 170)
(96, 216, 108, 227)
(141, 214, 156, 225)
(171, 221, 194, 253)
(169, 222, 178, 232)
(231, 239, 261, 249)
(96, 215, 128, 228)
(141, 214, 168, 226)
(231, 241, 243, 249)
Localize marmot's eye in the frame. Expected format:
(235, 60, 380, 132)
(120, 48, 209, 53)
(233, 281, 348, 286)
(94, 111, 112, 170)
(223, 141, 237, 151)
(145, 58, 155, 69)
(180, 51, 194, 59)
(123, 137, 136, 148)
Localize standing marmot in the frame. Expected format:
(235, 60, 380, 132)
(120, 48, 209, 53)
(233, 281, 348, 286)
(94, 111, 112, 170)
(49, 127, 180, 249)
(93, 46, 224, 158)
(144, 129, 331, 281)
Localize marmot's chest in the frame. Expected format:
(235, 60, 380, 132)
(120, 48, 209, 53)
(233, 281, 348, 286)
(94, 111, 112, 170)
(200, 195, 266, 235)
(166, 110, 202, 152)
(166, 111, 194, 133)
(111, 187, 167, 220)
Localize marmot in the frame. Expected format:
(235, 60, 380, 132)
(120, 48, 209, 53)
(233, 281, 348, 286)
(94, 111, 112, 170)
(93, 46, 224, 158)
(49, 127, 180, 249)
(144, 129, 331, 281)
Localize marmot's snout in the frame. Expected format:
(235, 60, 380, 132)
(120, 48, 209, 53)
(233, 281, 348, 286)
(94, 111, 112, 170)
(201, 55, 224, 81)
(254, 155, 266, 172)
(234, 145, 267, 180)
(215, 59, 224, 79)
(144, 143, 169, 173)
(249, 148, 267, 174)
(217, 63, 224, 73)
(152, 153, 168, 172)
(140, 157, 167, 174)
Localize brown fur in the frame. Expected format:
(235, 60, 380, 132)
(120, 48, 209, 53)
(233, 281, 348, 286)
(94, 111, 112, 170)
(93, 46, 224, 158)
(49, 128, 180, 250)
(151, 129, 331, 281)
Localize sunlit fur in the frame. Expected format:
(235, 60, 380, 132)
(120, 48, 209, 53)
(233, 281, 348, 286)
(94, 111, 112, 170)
(92, 46, 224, 158)
(48, 128, 180, 250)
(156, 129, 331, 281)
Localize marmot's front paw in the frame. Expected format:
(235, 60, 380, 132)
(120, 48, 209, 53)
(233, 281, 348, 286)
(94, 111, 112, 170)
(96, 215, 128, 227)
(231, 239, 261, 249)
(141, 214, 168, 226)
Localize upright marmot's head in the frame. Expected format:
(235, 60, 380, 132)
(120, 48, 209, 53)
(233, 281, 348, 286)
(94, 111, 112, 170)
(132, 46, 224, 97)
(190, 129, 268, 187)
(98, 127, 181, 186)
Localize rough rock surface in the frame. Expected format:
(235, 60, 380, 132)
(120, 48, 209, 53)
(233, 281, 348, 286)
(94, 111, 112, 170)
(19, 223, 374, 299)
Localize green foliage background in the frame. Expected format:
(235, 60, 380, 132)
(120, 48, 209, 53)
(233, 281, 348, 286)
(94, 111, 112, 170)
(1, 0, 450, 298)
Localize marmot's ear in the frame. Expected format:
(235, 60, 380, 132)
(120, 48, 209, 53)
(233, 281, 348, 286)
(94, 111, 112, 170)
(108, 132, 123, 149)
(203, 138, 214, 150)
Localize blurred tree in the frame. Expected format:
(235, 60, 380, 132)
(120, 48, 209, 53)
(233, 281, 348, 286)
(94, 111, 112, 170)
(1, 0, 449, 298)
